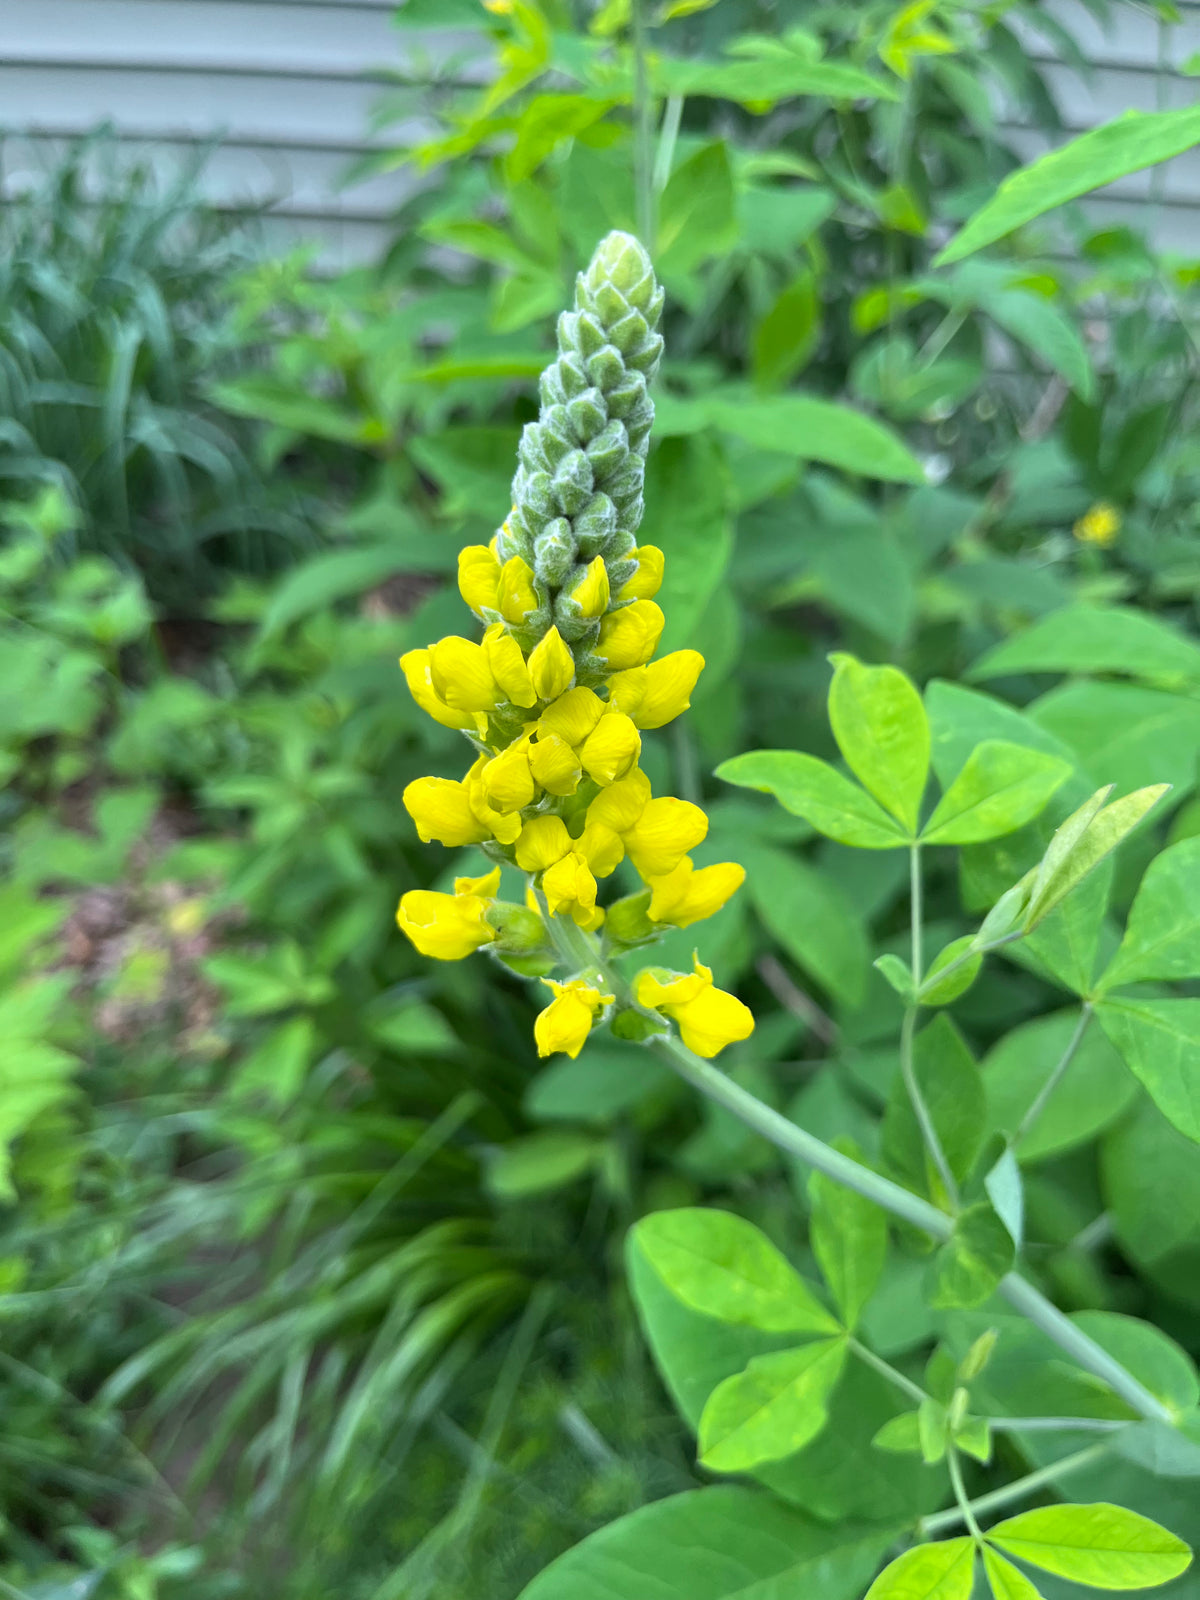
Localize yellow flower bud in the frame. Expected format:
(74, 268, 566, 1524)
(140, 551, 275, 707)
(399, 648, 477, 731)
(528, 625, 575, 701)
(483, 625, 536, 709)
(529, 733, 583, 796)
(635, 956, 754, 1057)
(647, 858, 745, 928)
(538, 686, 607, 748)
(623, 797, 708, 878)
(569, 556, 611, 619)
(635, 650, 705, 729)
(596, 600, 664, 671)
(534, 977, 614, 1059)
(515, 814, 573, 873)
(397, 888, 495, 961)
(619, 544, 664, 601)
(580, 710, 641, 786)
(542, 849, 599, 925)
(427, 636, 501, 713)
(458, 545, 501, 615)
(480, 742, 536, 813)
(586, 768, 651, 834)
(498, 555, 540, 624)
(403, 776, 491, 847)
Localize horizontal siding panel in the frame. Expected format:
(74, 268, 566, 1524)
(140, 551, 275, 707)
(1014, 0, 1200, 71)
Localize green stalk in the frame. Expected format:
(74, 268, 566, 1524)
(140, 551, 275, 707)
(947, 1446, 983, 1543)
(1011, 1004, 1092, 1153)
(922, 1442, 1111, 1537)
(903, 844, 960, 1207)
(849, 1337, 929, 1407)
(631, 0, 655, 252)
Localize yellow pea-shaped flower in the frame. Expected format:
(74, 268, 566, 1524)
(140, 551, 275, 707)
(647, 858, 745, 928)
(541, 850, 599, 925)
(458, 545, 501, 615)
(403, 776, 491, 847)
(397, 888, 496, 961)
(580, 710, 641, 786)
(399, 648, 477, 731)
(618, 544, 664, 602)
(529, 733, 583, 796)
(528, 625, 575, 700)
(534, 977, 614, 1058)
(568, 556, 611, 619)
(623, 796, 708, 878)
(480, 742, 536, 814)
(498, 555, 540, 624)
(635, 957, 754, 1057)
(538, 686, 607, 748)
(427, 636, 501, 713)
(596, 600, 665, 671)
(483, 625, 536, 709)
(515, 815, 573, 873)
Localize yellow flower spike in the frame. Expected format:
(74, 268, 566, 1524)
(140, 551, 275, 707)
(482, 625, 537, 708)
(498, 555, 540, 624)
(1074, 501, 1121, 547)
(635, 956, 754, 1058)
(427, 636, 501, 713)
(596, 599, 665, 670)
(458, 545, 501, 616)
(397, 888, 496, 961)
(399, 648, 477, 731)
(618, 544, 665, 601)
(514, 815, 573, 873)
(637, 650, 706, 729)
(623, 797, 708, 878)
(580, 710, 642, 786)
(587, 768, 652, 834)
(480, 741, 536, 814)
(455, 866, 503, 898)
(528, 625, 575, 700)
(569, 555, 611, 619)
(538, 686, 607, 747)
(534, 977, 614, 1058)
(403, 776, 492, 847)
(529, 733, 583, 796)
(647, 858, 745, 928)
(542, 850, 599, 924)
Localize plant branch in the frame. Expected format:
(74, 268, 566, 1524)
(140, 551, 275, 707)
(631, 0, 655, 252)
(1011, 1004, 1092, 1153)
(902, 845, 960, 1207)
(849, 1337, 929, 1406)
(987, 1417, 1126, 1434)
(947, 1446, 983, 1542)
(922, 1442, 1111, 1537)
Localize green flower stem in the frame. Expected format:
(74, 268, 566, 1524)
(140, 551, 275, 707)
(947, 1446, 983, 1543)
(987, 1417, 1126, 1434)
(848, 1337, 929, 1407)
(903, 845, 960, 1208)
(534, 900, 1174, 1425)
(1011, 1003, 1093, 1153)
(921, 1442, 1111, 1537)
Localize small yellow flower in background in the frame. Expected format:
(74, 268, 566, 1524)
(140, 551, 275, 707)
(1073, 501, 1121, 547)
(596, 599, 665, 670)
(481, 0, 513, 12)
(528, 625, 575, 700)
(647, 858, 745, 928)
(619, 545, 665, 602)
(635, 957, 755, 1057)
(535, 977, 615, 1058)
(403, 775, 491, 847)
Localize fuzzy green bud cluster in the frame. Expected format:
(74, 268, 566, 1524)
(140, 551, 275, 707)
(497, 232, 664, 663)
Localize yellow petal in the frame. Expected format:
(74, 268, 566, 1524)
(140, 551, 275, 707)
(454, 866, 503, 898)
(618, 544, 664, 601)
(580, 711, 641, 787)
(483, 624, 537, 708)
(529, 733, 583, 796)
(533, 976, 614, 1057)
(605, 665, 647, 720)
(596, 600, 664, 671)
(634, 964, 709, 1010)
(399, 648, 476, 731)
(675, 985, 755, 1058)
(578, 904, 606, 932)
(528, 625, 575, 701)
(635, 650, 705, 729)
(569, 555, 611, 619)
(396, 890, 494, 960)
(514, 815, 573, 873)
(586, 768, 651, 834)
(647, 859, 745, 929)
(403, 776, 490, 847)
(480, 743, 536, 813)
(542, 850, 598, 923)
(427, 636, 501, 712)
(458, 545, 501, 616)
(538, 686, 607, 748)
(498, 555, 540, 624)
(623, 797, 708, 878)
(576, 821, 625, 878)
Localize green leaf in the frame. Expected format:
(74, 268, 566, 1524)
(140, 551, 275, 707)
(740, 842, 869, 1008)
(645, 436, 734, 653)
(876, 953, 916, 1002)
(982, 1547, 1045, 1600)
(524, 1046, 674, 1123)
(753, 271, 821, 389)
(1097, 998, 1200, 1145)
(828, 654, 929, 834)
(927, 679, 1074, 788)
(984, 1009, 1136, 1163)
(716, 751, 907, 849)
(487, 1131, 598, 1199)
(935, 105, 1200, 265)
(658, 142, 739, 275)
(921, 937, 982, 1007)
(210, 375, 375, 444)
(704, 394, 926, 483)
(982, 288, 1095, 402)
(1115, 1413, 1200, 1479)
(648, 53, 899, 106)
(921, 741, 1071, 846)
(968, 605, 1200, 689)
(954, 1414, 992, 1463)
(631, 1209, 839, 1334)
(255, 546, 409, 642)
(864, 1538, 975, 1600)
(1031, 681, 1200, 800)
(884, 1015, 985, 1190)
(698, 1338, 847, 1471)
(1099, 836, 1200, 991)
(931, 1202, 1015, 1309)
(1103, 1099, 1200, 1269)
(517, 1486, 896, 1600)
(987, 1502, 1192, 1588)
(919, 1397, 949, 1463)
(1024, 785, 1170, 930)
(809, 1150, 888, 1330)
(1021, 859, 1113, 997)
(873, 1412, 922, 1453)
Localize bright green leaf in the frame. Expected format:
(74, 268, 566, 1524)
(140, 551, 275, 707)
(864, 1538, 975, 1600)
(1024, 785, 1170, 931)
(921, 937, 982, 1007)
(921, 741, 1071, 846)
(1097, 998, 1200, 1145)
(487, 1131, 598, 1199)
(698, 1337, 847, 1471)
(987, 1502, 1192, 1588)
(873, 1411, 922, 1453)
(632, 1209, 840, 1334)
(645, 436, 734, 653)
(884, 1015, 985, 1190)
(968, 605, 1200, 689)
(828, 654, 930, 834)
(704, 394, 926, 483)
(1099, 836, 1200, 991)
(809, 1147, 889, 1330)
(931, 1202, 1014, 1309)
(984, 1009, 1136, 1163)
(716, 750, 908, 849)
(740, 842, 869, 1008)
(954, 1414, 992, 1463)
(982, 1547, 1044, 1600)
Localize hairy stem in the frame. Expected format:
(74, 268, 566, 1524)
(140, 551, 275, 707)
(1011, 1004, 1092, 1153)
(922, 1442, 1111, 1537)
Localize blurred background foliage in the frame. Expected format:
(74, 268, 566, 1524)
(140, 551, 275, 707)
(4, 0, 1200, 1594)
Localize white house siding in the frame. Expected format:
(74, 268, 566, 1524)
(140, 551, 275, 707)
(0, 0, 1197, 264)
